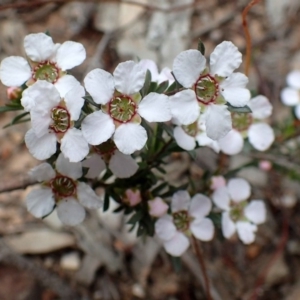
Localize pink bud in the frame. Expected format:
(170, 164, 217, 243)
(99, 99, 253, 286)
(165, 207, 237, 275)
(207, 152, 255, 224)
(210, 176, 226, 190)
(148, 197, 169, 217)
(124, 189, 141, 207)
(259, 160, 272, 171)
(7, 86, 22, 101)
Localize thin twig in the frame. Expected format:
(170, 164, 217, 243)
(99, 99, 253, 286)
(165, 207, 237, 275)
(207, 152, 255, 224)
(0, 175, 37, 194)
(191, 236, 212, 300)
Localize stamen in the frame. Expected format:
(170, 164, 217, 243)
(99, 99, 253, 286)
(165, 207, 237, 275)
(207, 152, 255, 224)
(108, 95, 137, 123)
(173, 210, 190, 232)
(32, 61, 59, 83)
(231, 112, 253, 132)
(49, 106, 70, 133)
(50, 175, 76, 198)
(194, 74, 219, 105)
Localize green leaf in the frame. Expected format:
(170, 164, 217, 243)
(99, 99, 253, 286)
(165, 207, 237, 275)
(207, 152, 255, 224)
(148, 82, 158, 93)
(155, 80, 169, 94)
(141, 69, 152, 97)
(0, 105, 23, 113)
(103, 192, 110, 212)
(171, 256, 182, 273)
(3, 112, 30, 128)
(127, 211, 143, 225)
(151, 182, 169, 196)
(165, 80, 177, 94)
(226, 103, 252, 113)
(197, 39, 205, 55)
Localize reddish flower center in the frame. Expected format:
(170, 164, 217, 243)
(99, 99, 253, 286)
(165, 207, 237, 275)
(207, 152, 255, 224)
(32, 61, 60, 84)
(108, 95, 137, 123)
(50, 175, 76, 198)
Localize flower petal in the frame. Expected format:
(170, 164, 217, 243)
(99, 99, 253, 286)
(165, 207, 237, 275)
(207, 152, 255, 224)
(287, 70, 300, 89)
(64, 84, 85, 120)
(244, 200, 266, 224)
(82, 154, 106, 179)
(138, 93, 171, 122)
(77, 181, 102, 209)
(172, 49, 206, 88)
(0, 56, 31, 87)
(189, 194, 212, 219)
(56, 152, 82, 179)
(218, 129, 244, 155)
(109, 150, 138, 178)
(81, 111, 115, 145)
(205, 104, 232, 140)
(190, 218, 214, 241)
(195, 132, 220, 153)
(228, 178, 251, 202)
(84, 68, 115, 105)
(236, 221, 257, 244)
(221, 211, 236, 238)
(138, 59, 159, 81)
(30, 110, 52, 138)
(169, 90, 200, 125)
(56, 41, 86, 70)
(57, 198, 86, 226)
(29, 163, 55, 182)
(248, 123, 275, 151)
(280, 87, 300, 106)
(295, 104, 300, 120)
(54, 74, 81, 98)
(61, 128, 89, 162)
(210, 41, 242, 77)
(148, 197, 169, 218)
(163, 232, 190, 257)
(247, 95, 273, 119)
(155, 215, 177, 241)
(113, 123, 147, 155)
(24, 33, 55, 61)
(171, 190, 190, 212)
(174, 126, 196, 151)
(113, 60, 145, 95)
(25, 129, 57, 160)
(26, 187, 55, 218)
(212, 186, 230, 210)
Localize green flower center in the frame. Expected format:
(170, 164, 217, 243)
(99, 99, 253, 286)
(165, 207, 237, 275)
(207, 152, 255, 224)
(229, 201, 247, 222)
(33, 61, 59, 83)
(194, 74, 219, 105)
(173, 210, 190, 232)
(50, 106, 70, 133)
(50, 176, 76, 198)
(231, 112, 252, 132)
(182, 121, 198, 137)
(108, 95, 137, 123)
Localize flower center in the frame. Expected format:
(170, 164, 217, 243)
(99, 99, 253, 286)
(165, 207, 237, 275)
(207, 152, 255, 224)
(50, 176, 76, 198)
(231, 112, 253, 132)
(229, 201, 247, 222)
(32, 61, 59, 83)
(93, 139, 116, 162)
(49, 106, 70, 133)
(182, 121, 198, 137)
(194, 74, 219, 104)
(173, 210, 190, 232)
(108, 95, 137, 123)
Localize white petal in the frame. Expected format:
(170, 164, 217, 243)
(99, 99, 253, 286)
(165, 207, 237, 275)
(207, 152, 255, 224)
(138, 93, 171, 122)
(24, 33, 55, 61)
(218, 129, 244, 155)
(228, 178, 251, 202)
(56, 41, 86, 70)
(171, 190, 190, 212)
(280, 87, 300, 106)
(26, 187, 55, 218)
(221, 211, 236, 238)
(29, 163, 55, 182)
(190, 218, 214, 241)
(61, 128, 89, 162)
(221, 72, 249, 88)
(174, 126, 196, 151)
(205, 104, 232, 140)
(84, 68, 115, 105)
(113, 60, 145, 95)
(148, 197, 169, 218)
(172, 49, 206, 88)
(195, 132, 220, 153)
(57, 198, 86, 226)
(77, 181, 102, 209)
(189, 194, 212, 219)
(113, 123, 147, 155)
(81, 111, 115, 145)
(138, 59, 159, 81)
(169, 90, 200, 125)
(244, 200, 266, 224)
(109, 150, 138, 178)
(236, 221, 257, 244)
(0, 56, 31, 86)
(287, 70, 300, 89)
(248, 95, 273, 119)
(212, 186, 230, 210)
(210, 41, 242, 77)
(248, 123, 275, 151)
(56, 152, 82, 179)
(30, 110, 51, 138)
(22, 80, 60, 113)
(155, 215, 177, 241)
(25, 129, 57, 160)
(82, 154, 106, 179)
(64, 84, 85, 120)
(163, 232, 190, 257)
(54, 74, 81, 98)
(295, 104, 300, 120)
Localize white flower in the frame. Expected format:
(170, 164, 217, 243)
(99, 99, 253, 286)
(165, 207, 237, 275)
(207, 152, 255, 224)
(281, 70, 300, 119)
(82, 139, 138, 179)
(171, 41, 251, 140)
(26, 153, 102, 226)
(155, 190, 214, 256)
(212, 178, 266, 244)
(0, 32, 86, 104)
(218, 95, 275, 154)
(24, 80, 89, 162)
(81, 61, 172, 155)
